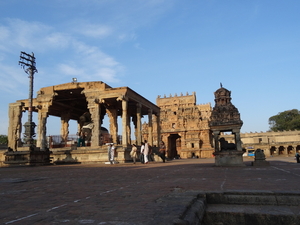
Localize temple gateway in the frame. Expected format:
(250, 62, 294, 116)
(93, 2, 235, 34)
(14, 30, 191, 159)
(142, 92, 214, 159)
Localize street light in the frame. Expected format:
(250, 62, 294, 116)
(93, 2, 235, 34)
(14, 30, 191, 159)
(19, 51, 38, 149)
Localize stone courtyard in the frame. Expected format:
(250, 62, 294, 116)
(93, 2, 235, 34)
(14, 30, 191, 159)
(0, 156, 299, 225)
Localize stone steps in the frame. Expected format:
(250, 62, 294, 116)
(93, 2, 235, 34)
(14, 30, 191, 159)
(203, 204, 300, 225)
(177, 191, 300, 225)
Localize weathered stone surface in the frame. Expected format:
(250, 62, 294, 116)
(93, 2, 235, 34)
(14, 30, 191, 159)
(6, 81, 160, 165)
(143, 92, 214, 159)
(210, 86, 244, 166)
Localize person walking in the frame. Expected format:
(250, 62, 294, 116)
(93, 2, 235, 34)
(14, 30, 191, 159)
(130, 144, 138, 164)
(77, 131, 85, 147)
(140, 142, 145, 164)
(144, 140, 149, 164)
(108, 143, 115, 164)
(296, 151, 300, 163)
(159, 141, 166, 163)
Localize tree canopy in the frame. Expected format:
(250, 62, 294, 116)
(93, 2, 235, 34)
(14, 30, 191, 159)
(0, 135, 8, 145)
(269, 109, 300, 131)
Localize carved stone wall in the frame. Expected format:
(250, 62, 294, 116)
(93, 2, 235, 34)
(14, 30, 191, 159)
(143, 92, 214, 159)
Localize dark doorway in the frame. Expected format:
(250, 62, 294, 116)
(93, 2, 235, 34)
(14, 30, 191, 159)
(270, 146, 276, 155)
(168, 134, 181, 159)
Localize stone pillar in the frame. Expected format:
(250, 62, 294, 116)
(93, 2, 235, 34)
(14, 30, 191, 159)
(60, 112, 70, 146)
(120, 98, 128, 147)
(127, 113, 131, 145)
(285, 145, 290, 155)
(7, 102, 23, 150)
(153, 113, 160, 147)
(233, 130, 243, 151)
(213, 131, 220, 151)
(157, 113, 161, 147)
(136, 103, 142, 145)
(37, 110, 48, 150)
(106, 107, 118, 144)
(87, 99, 101, 147)
(148, 109, 153, 146)
(293, 145, 298, 155)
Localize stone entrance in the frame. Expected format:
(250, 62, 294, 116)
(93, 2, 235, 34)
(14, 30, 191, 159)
(209, 85, 244, 166)
(168, 133, 181, 159)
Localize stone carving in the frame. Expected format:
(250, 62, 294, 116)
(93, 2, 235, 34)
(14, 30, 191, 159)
(219, 137, 236, 151)
(210, 87, 243, 127)
(79, 112, 93, 141)
(210, 85, 244, 166)
(252, 149, 270, 166)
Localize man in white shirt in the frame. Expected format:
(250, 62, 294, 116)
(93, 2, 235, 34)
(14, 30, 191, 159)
(143, 140, 149, 164)
(140, 142, 145, 163)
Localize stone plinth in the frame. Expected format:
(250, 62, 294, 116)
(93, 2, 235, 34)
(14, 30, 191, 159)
(252, 149, 270, 166)
(252, 160, 270, 166)
(4, 149, 52, 166)
(213, 150, 245, 167)
(51, 145, 130, 164)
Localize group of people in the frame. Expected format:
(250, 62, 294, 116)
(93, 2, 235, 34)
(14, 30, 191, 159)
(106, 140, 167, 165)
(130, 141, 166, 164)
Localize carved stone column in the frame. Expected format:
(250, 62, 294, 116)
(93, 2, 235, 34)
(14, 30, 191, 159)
(7, 102, 23, 150)
(148, 109, 153, 146)
(136, 103, 142, 145)
(127, 113, 131, 145)
(37, 109, 48, 150)
(213, 131, 220, 151)
(152, 113, 160, 147)
(293, 145, 298, 155)
(60, 112, 70, 146)
(284, 145, 289, 155)
(119, 97, 128, 147)
(233, 129, 243, 151)
(106, 106, 118, 144)
(87, 98, 101, 147)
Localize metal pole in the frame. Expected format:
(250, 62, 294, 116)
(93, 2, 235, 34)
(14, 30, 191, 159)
(19, 52, 37, 149)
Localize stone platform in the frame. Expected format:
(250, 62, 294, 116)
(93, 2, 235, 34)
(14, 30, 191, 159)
(0, 156, 299, 224)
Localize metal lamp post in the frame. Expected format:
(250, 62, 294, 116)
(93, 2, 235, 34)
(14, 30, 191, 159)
(19, 51, 38, 149)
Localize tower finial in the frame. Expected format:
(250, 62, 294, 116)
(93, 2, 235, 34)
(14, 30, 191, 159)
(220, 82, 223, 88)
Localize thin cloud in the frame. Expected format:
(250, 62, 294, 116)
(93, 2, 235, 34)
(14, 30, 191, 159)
(0, 18, 123, 89)
(72, 22, 113, 39)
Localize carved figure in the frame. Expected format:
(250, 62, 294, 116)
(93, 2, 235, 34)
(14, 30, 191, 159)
(219, 137, 236, 151)
(79, 112, 93, 141)
(255, 149, 266, 160)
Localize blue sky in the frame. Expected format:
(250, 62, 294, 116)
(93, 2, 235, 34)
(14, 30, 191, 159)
(0, 0, 300, 136)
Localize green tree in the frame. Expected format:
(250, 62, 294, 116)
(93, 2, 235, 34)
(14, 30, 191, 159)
(0, 135, 8, 144)
(269, 109, 300, 131)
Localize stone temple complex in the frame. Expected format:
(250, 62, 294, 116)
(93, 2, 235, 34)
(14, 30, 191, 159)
(3, 81, 300, 166)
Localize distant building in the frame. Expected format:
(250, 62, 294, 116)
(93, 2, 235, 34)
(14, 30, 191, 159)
(221, 130, 300, 157)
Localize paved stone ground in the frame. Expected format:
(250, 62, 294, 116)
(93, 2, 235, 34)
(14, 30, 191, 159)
(0, 156, 299, 225)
